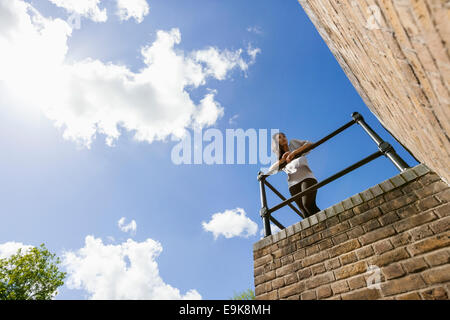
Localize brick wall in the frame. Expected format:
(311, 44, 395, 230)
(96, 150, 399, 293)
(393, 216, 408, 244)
(253, 164, 450, 300)
(296, 0, 450, 184)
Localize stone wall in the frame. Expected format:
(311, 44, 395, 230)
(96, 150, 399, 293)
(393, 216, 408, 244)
(253, 164, 450, 300)
(296, 0, 449, 183)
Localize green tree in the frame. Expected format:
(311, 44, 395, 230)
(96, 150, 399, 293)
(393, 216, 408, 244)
(231, 289, 255, 300)
(0, 244, 66, 300)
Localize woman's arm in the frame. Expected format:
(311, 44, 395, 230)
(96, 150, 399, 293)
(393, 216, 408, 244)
(265, 152, 290, 175)
(286, 142, 313, 162)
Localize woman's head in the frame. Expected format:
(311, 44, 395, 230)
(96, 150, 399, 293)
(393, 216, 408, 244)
(272, 132, 288, 160)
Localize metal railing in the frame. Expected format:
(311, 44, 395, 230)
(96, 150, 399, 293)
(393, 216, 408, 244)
(257, 112, 410, 237)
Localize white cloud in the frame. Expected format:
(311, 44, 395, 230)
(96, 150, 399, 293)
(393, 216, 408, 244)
(202, 208, 258, 240)
(0, 0, 259, 148)
(116, 0, 149, 23)
(118, 217, 137, 235)
(48, 0, 107, 22)
(62, 235, 202, 300)
(246, 26, 263, 35)
(0, 241, 34, 259)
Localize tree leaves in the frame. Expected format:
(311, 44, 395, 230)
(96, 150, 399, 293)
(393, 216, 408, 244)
(0, 244, 66, 300)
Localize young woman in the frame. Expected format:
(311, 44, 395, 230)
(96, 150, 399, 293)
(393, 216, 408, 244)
(268, 132, 321, 218)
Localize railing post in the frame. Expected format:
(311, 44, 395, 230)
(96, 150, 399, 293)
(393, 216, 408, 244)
(352, 112, 410, 172)
(257, 171, 271, 237)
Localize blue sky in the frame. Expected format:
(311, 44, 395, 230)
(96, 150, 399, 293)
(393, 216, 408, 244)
(0, 0, 418, 300)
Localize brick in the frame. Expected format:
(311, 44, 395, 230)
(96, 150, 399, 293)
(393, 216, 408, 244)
(325, 216, 340, 228)
(271, 278, 284, 290)
(429, 216, 450, 234)
(279, 282, 305, 299)
(342, 198, 354, 210)
(391, 232, 413, 247)
(338, 209, 354, 222)
(400, 168, 418, 182)
(402, 257, 428, 273)
(312, 263, 326, 275)
(380, 194, 418, 213)
(360, 189, 374, 202)
(394, 211, 437, 233)
(434, 203, 449, 218)
(401, 180, 423, 194)
(416, 196, 441, 211)
(346, 226, 364, 239)
(305, 245, 319, 256)
(276, 264, 295, 277)
(373, 239, 394, 255)
(382, 263, 405, 280)
(331, 280, 350, 294)
(396, 204, 420, 219)
(369, 185, 384, 198)
(378, 211, 400, 226)
(318, 238, 334, 250)
(367, 196, 385, 209)
(302, 251, 329, 267)
(435, 189, 450, 203)
(414, 181, 447, 198)
(322, 221, 350, 239)
(257, 289, 278, 300)
(420, 287, 448, 300)
(349, 207, 382, 227)
(284, 273, 298, 286)
(254, 254, 273, 268)
(347, 275, 366, 290)
(351, 194, 363, 206)
(334, 261, 367, 280)
(423, 249, 449, 267)
(418, 173, 440, 186)
(325, 257, 341, 271)
(421, 265, 450, 285)
(355, 246, 375, 259)
(396, 292, 421, 300)
(353, 202, 370, 215)
(390, 175, 406, 188)
(384, 189, 403, 201)
(293, 248, 306, 261)
(280, 255, 294, 266)
(305, 272, 335, 289)
(317, 285, 332, 299)
(369, 248, 410, 268)
(298, 232, 322, 248)
(341, 288, 381, 300)
(340, 252, 358, 265)
(362, 219, 381, 232)
(332, 233, 349, 245)
(359, 225, 396, 246)
(297, 268, 312, 281)
(300, 290, 316, 300)
(264, 270, 276, 282)
(407, 232, 450, 256)
(328, 239, 361, 258)
(313, 221, 327, 233)
(381, 274, 426, 296)
(255, 284, 266, 296)
(409, 225, 434, 241)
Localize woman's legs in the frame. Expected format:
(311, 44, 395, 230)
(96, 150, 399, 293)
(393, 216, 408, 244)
(289, 179, 320, 218)
(300, 178, 321, 217)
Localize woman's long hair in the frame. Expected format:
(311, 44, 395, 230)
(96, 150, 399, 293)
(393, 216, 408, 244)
(272, 132, 287, 161)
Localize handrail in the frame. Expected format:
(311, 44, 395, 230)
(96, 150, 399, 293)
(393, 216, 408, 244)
(257, 112, 410, 237)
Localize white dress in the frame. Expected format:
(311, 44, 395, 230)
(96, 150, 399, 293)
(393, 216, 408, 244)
(283, 139, 317, 188)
